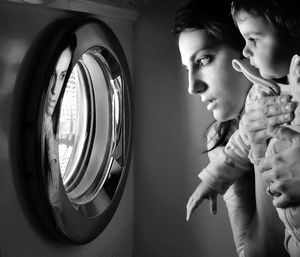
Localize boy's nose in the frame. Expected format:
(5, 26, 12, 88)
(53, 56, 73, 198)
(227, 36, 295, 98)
(242, 45, 252, 59)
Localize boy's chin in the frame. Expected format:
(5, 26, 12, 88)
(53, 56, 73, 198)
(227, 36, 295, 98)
(258, 70, 273, 80)
(259, 69, 288, 82)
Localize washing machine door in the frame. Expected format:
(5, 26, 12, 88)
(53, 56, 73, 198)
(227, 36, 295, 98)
(24, 17, 132, 244)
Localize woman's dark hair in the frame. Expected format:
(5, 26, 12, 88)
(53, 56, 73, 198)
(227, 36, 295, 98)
(231, 0, 300, 36)
(172, 0, 244, 151)
(203, 120, 233, 152)
(52, 33, 77, 135)
(172, 0, 244, 51)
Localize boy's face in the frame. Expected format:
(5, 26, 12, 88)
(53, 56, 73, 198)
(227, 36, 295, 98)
(235, 10, 292, 80)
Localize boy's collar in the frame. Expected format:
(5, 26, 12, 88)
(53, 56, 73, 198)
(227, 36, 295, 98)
(273, 76, 289, 85)
(232, 58, 280, 96)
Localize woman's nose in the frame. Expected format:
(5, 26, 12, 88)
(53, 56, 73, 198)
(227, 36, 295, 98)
(50, 73, 57, 95)
(188, 71, 207, 95)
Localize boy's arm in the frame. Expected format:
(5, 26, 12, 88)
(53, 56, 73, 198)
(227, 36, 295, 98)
(186, 126, 252, 221)
(199, 130, 253, 195)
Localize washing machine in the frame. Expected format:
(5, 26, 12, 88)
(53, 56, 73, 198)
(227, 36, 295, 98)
(0, 1, 133, 256)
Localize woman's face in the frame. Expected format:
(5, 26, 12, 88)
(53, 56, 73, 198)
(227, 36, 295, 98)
(46, 47, 72, 116)
(178, 29, 251, 121)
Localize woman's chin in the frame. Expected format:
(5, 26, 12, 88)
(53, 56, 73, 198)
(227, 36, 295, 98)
(213, 111, 226, 122)
(45, 107, 54, 116)
(213, 112, 236, 122)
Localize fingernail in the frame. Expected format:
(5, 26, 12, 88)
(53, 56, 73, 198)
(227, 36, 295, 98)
(281, 95, 291, 103)
(283, 113, 292, 122)
(285, 103, 295, 111)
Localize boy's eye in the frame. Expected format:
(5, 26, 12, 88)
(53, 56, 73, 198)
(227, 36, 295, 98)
(248, 37, 257, 46)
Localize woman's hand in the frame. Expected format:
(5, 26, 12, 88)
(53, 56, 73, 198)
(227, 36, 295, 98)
(186, 182, 218, 221)
(241, 94, 295, 158)
(259, 126, 300, 208)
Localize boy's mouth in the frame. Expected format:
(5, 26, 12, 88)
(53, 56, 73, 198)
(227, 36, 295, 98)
(250, 60, 257, 68)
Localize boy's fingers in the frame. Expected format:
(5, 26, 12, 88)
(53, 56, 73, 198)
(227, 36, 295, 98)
(186, 200, 195, 221)
(186, 200, 193, 221)
(186, 196, 204, 221)
(209, 194, 217, 215)
(186, 211, 191, 221)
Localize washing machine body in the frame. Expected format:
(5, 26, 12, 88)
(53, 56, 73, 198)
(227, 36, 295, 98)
(0, 2, 133, 256)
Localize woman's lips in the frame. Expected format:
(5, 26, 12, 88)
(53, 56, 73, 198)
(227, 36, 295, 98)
(48, 98, 57, 104)
(206, 99, 217, 111)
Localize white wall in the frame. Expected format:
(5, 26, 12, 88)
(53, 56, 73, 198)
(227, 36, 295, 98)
(133, 1, 237, 257)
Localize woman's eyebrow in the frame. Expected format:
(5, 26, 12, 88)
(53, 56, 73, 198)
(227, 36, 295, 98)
(190, 46, 211, 60)
(182, 46, 213, 69)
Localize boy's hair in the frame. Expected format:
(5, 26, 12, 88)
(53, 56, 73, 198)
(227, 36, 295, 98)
(231, 0, 300, 36)
(172, 0, 244, 51)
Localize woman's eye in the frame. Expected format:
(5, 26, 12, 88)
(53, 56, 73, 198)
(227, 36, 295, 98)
(59, 71, 67, 80)
(196, 56, 211, 68)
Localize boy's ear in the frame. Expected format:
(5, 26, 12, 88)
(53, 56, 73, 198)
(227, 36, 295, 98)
(288, 54, 300, 85)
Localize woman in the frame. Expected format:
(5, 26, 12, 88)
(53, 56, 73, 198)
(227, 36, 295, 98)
(173, 1, 294, 256)
(44, 36, 76, 215)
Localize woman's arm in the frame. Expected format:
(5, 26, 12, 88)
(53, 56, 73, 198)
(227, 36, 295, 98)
(259, 126, 300, 208)
(242, 95, 294, 149)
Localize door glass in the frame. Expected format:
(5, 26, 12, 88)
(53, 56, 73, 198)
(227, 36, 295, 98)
(44, 46, 124, 207)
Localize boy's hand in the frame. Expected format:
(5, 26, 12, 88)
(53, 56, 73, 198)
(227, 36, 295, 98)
(186, 182, 218, 221)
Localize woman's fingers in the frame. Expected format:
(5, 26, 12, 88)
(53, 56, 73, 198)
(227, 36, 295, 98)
(247, 95, 292, 111)
(267, 126, 300, 145)
(244, 104, 294, 129)
(241, 95, 295, 146)
(272, 180, 300, 208)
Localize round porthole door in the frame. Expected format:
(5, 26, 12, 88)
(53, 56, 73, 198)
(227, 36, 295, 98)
(24, 18, 132, 244)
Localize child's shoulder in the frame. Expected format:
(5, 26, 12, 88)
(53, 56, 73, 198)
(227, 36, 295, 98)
(246, 84, 263, 104)
(232, 58, 280, 101)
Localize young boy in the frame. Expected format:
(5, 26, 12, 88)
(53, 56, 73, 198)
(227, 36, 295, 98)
(187, 0, 300, 256)
(231, 0, 300, 252)
(205, 0, 300, 256)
